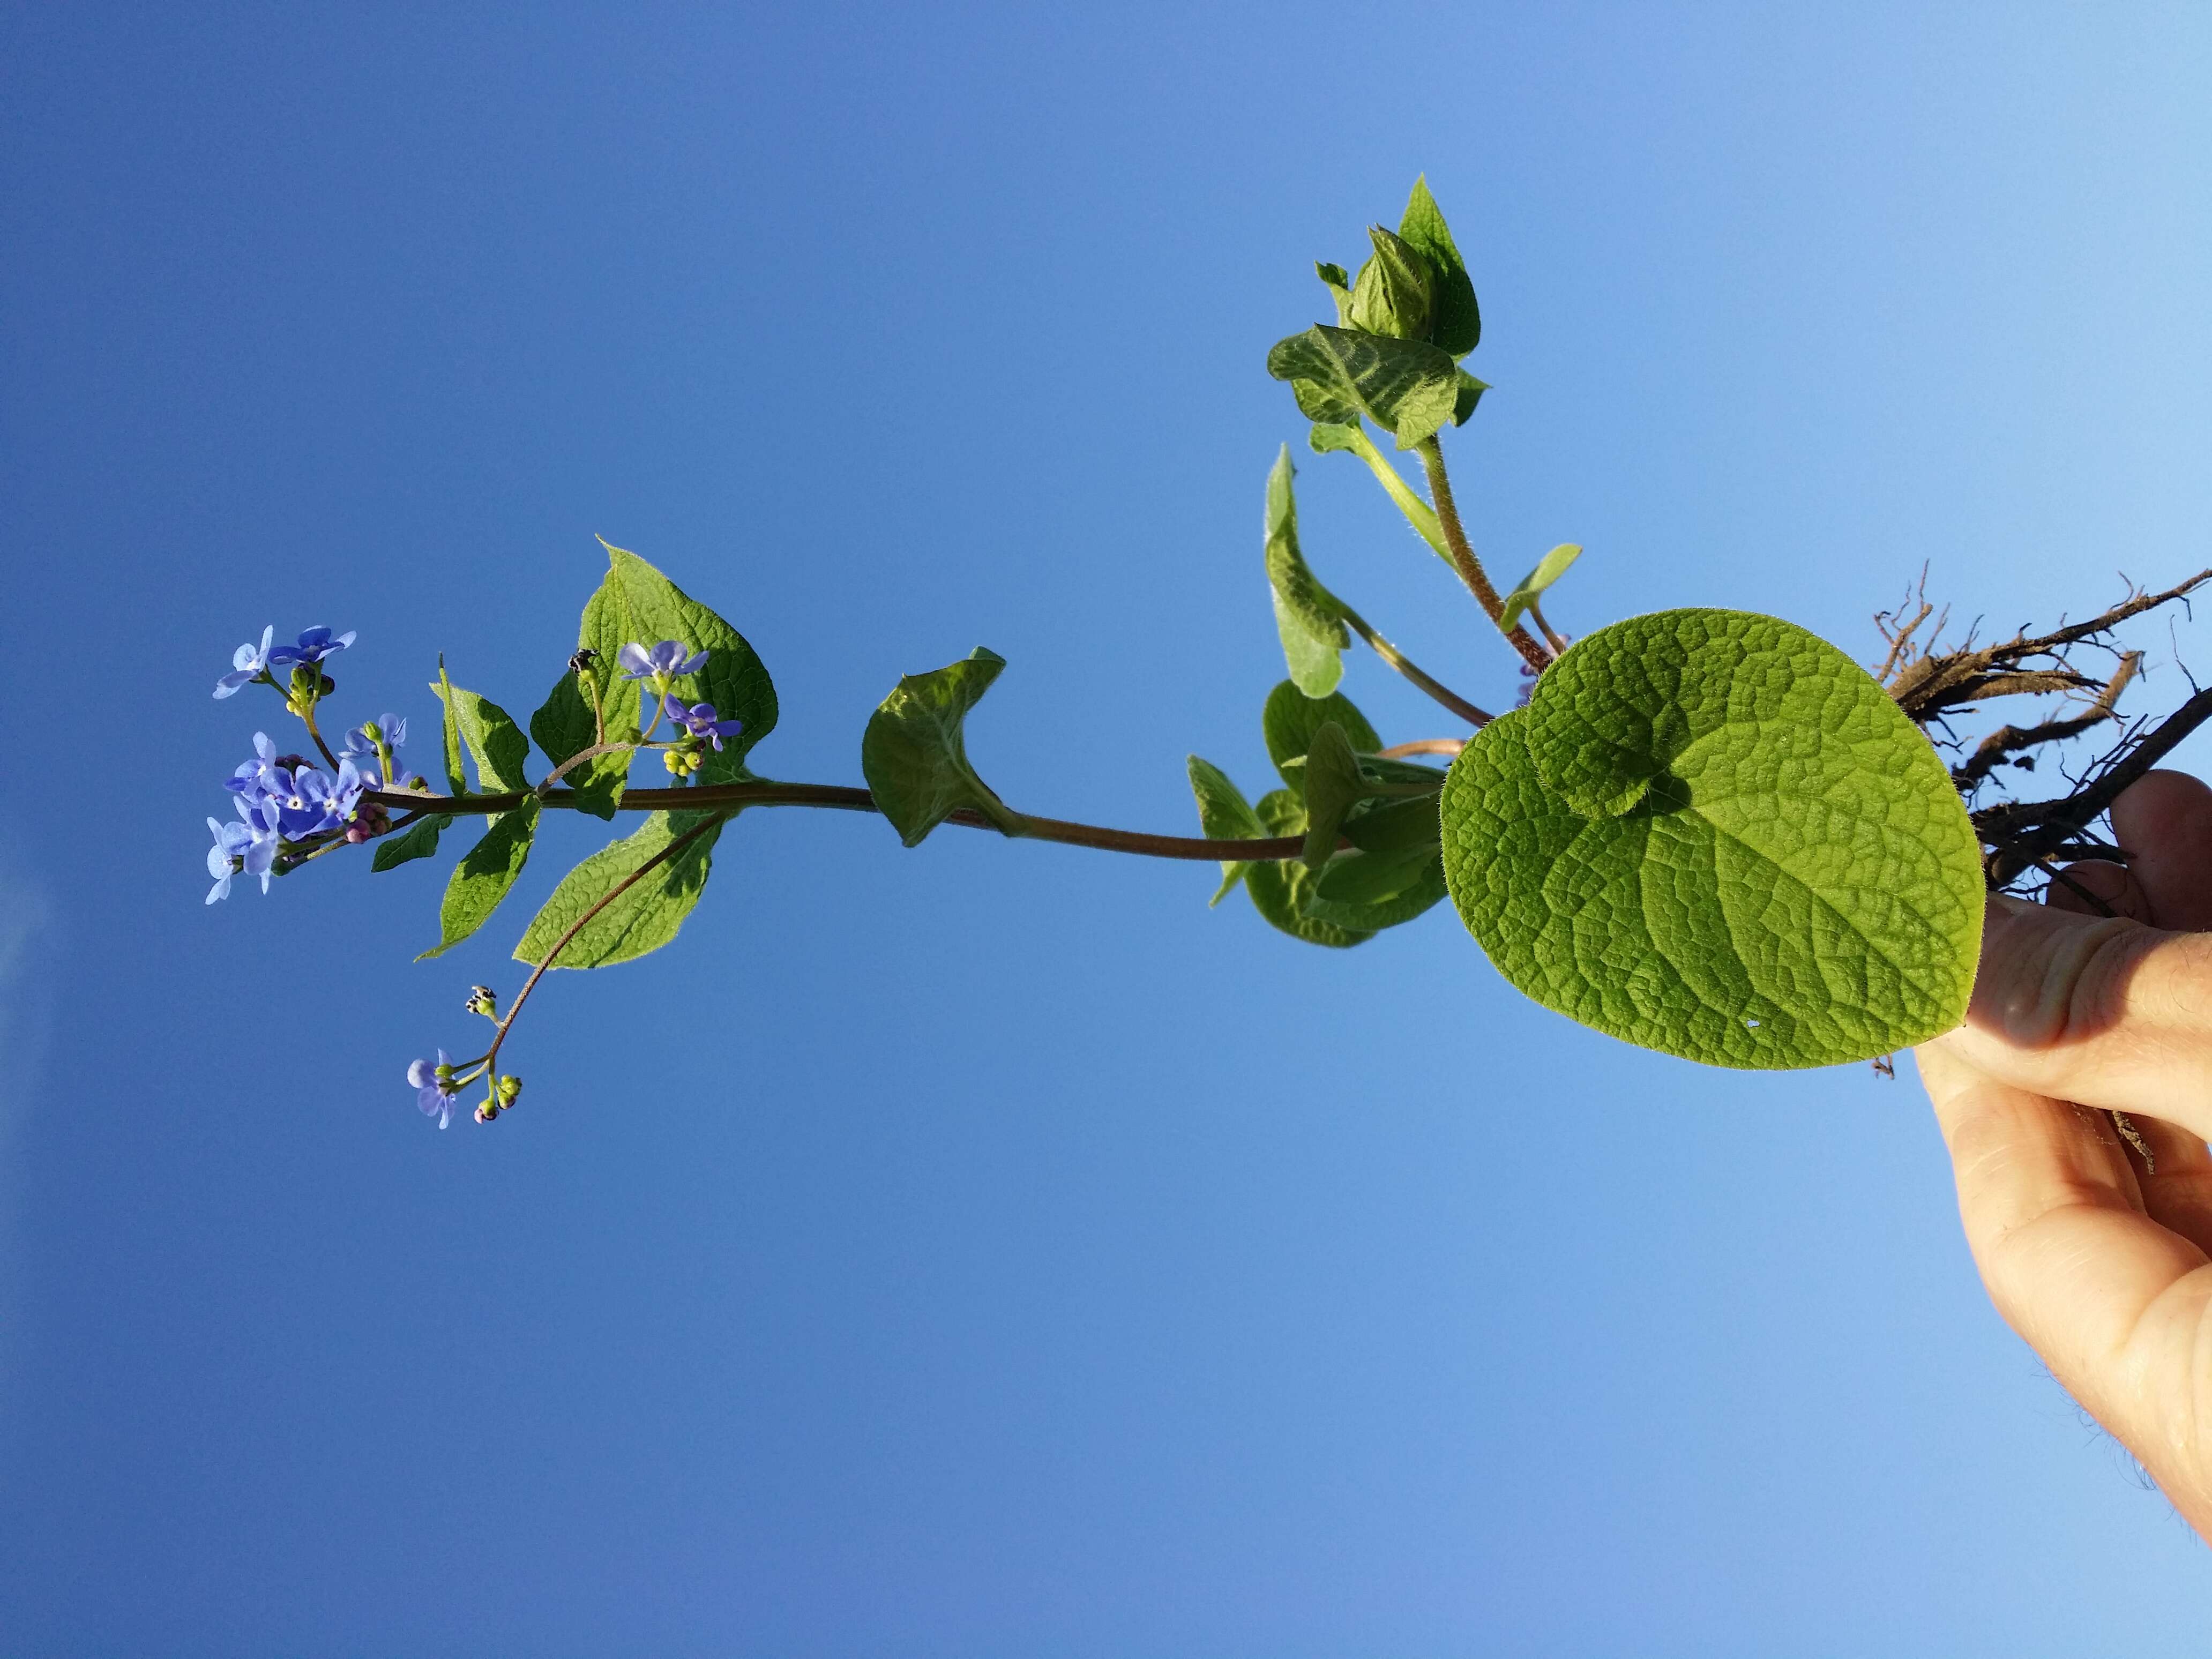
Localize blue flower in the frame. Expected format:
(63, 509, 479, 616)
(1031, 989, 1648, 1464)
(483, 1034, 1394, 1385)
(661, 694, 744, 751)
(407, 1050, 460, 1130)
(224, 732, 288, 805)
(268, 626, 356, 668)
(252, 751, 366, 839)
(205, 795, 281, 903)
(341, 714, 408, 782)
(214, 626, 275, 699)
(617, 640, 708, 681)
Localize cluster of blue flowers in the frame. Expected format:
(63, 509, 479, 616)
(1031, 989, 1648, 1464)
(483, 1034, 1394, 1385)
(209, 625, 745, 1128)
(204, 626, 408, 903)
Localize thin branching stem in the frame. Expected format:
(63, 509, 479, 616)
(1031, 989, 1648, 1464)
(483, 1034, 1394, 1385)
(1334, 603, 1491, 727)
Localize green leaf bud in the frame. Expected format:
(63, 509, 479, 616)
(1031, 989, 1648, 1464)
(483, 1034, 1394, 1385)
(1347, 226, 1434, 341)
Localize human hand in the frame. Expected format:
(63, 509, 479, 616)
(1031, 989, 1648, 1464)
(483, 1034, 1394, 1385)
(1917, 769, 2212, 1539)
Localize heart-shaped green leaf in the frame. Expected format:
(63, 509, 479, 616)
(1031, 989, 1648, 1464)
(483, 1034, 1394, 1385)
(1262, 681, 1381, 791)
(513, 809, 726, 970)
(1438, 610, 1984, 1069)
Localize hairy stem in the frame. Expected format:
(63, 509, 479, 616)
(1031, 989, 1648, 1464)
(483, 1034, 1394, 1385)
(1334, 603, 1492, 727)
(1342, 424, 1451, 562)
(365, 781, 1309, 863)
(1414, 438, 1552, 673)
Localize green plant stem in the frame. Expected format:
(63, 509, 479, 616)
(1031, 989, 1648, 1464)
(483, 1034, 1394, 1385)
(1333, 603, 1491, 727)
(365, 782, 1310, 863)
(1342, 425, 1451, 562)
(1415, 438, 1553, 674)
(481, 812, 727, 1081)
(1527, 599, 1571, 656)
(296, 703, 343, 771)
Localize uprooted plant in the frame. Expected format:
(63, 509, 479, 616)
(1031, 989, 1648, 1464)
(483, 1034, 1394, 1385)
(198, 176, 2211, 1128)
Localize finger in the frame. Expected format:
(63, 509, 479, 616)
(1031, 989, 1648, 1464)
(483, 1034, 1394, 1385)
(2044, 858, 2149, 921)
(2128, 1114, 2212, 1255)
(2111, 770, 2212, 931)
(1932, 895, 2212, 1142)
(1916, 1048, 2212, 1529)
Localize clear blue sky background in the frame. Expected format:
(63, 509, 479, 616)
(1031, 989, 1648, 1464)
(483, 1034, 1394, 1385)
(5, 3, 2212, 1651)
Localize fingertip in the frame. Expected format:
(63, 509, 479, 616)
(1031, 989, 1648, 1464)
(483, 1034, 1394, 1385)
(2112, 770, 2212, 931)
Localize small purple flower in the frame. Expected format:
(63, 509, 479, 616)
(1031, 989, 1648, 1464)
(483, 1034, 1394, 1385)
(407, 1050, 460, 1130)
(205, 795, 281, 903)
(214, 626, 275, 698)
(660, 694, 744, 751)
(617, 640, 708, 682)
(268, 626, 356, 668)
(1514, 636, 1570, 710)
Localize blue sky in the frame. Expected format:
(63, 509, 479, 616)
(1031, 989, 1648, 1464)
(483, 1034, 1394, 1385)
(6, 2, 2212, 1651)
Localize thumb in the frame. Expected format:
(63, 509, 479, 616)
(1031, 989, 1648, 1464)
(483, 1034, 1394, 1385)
(1929, 894, 2212, 1141)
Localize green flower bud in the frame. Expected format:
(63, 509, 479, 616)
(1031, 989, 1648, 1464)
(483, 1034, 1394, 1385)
(497, 1074, 523, 1105)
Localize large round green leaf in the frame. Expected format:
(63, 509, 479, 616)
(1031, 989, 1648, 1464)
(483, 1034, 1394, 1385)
(1439, 610, 1984, 1068)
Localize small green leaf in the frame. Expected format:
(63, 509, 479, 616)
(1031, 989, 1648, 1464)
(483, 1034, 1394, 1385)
(598, 540, 779, 785)
(431, 681, 530, 793)
(1314, 261, 1356, 327)
(1243, 789, 1373, 948)
(1298, 720, 1366, 868)
(512, 810, 726, 970)
(1265, 325, 1460, 450)
(532, 580, 633, 820)
(1438, 610, 1986, 1069)
(1499, 543, 1581, 633)
(420, 803, 541, 960)
(1262, 445, 1348, 698)
(1341, 790, 1443, 856)
(1305, 842, 1448, 931)
(371, 814, 449, 872)
(1398, 175, 1481, 357)
(1346, 225, 1436, 340)
(1186, 755, 1267, 906)
(1308, 421, 1362, 454)
(1453, 369, 1488, 426)
(435, 656, 465, 798)
(862, 647, 1023, 847)
(1262, 680, 1381, 791)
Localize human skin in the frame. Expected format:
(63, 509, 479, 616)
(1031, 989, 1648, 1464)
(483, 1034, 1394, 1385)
(1917, 769, 2212, 1539)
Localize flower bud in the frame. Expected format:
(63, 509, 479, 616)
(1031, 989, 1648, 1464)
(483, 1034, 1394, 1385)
(664, 750, 685, 774)
(464, 985, 498, 1017)
(475, 1101, 499, 1124)
(497, 1074, 523, 1105)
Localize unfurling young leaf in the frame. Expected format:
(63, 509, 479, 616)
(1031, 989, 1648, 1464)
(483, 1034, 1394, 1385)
(435, 656, 466, 798)
(1498, 543, 1582, 634)
(1453, 369, 1488, 427)
(1262, 445, 1348, 698)
(862, 647, 1025, 847)
(431, 680, 531, 794)
(1264, 325, 1460, 450)
(1346, 225, 1436, 341)
(1261, 680, 1381, 792)
(1185, 756, 1267, 906)
(419, 802, 541, 960)
(371, 814, 449, 872)
(513, 810, 726, 970)
(1396, 175, 1481, 358)
(1438, 610, 1985, 1069)
(1314, 261, 1356, 327)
